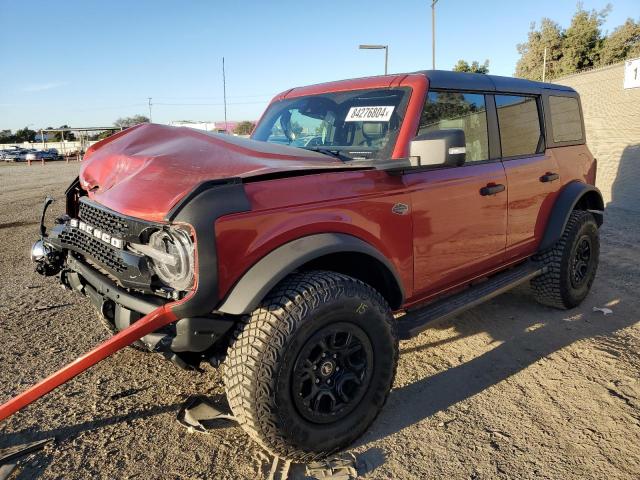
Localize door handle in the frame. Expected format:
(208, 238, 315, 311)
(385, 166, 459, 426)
(540, 172, 559, 182)
(480, 184, 505, 196)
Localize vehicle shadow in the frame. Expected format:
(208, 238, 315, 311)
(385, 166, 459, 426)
(362, 282, 637, 445)
(0, 402, 181, 451)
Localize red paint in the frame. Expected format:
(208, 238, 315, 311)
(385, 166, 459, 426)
(81, 123, 367, 222)
(404, 161, 508, 299)
(216, 170, 414, 299)
(502, 152, 562, 259)
(0, 305, 177, 422)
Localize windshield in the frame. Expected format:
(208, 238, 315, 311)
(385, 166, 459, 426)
(252, 88, 410, 161)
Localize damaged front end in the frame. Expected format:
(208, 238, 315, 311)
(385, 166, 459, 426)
(31, 179, 235, 370)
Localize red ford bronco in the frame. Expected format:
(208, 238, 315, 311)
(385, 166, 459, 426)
(26, 70, 602, 461)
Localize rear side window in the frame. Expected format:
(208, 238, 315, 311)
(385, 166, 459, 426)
(418, 91, 489, 162)
(549, 96, 583, 143)
(495, 95, 543, 157)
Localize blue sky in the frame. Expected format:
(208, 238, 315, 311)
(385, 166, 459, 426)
(0, 0, 637, 131)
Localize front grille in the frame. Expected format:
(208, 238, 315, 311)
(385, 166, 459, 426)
(59, 229, 127, 273)
(79, 201, 129, 237)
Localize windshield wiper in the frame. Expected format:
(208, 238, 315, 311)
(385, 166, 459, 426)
(303, 147, 353, 161)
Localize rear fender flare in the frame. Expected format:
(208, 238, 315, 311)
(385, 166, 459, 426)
(539, 181, 604, 251)
(216, 233, 404, 315)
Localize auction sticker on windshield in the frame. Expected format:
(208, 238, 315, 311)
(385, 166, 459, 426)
(345, 106, 395, 122)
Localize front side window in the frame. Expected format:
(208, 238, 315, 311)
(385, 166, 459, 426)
(549, 95, 583, 143)
(252, 88, 410, 161)
(418, 91, 489, 162)
(495, 95, 543, 157)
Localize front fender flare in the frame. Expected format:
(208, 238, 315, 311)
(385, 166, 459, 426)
(539, 182, 604, 251)
(216, 233, 403, 315)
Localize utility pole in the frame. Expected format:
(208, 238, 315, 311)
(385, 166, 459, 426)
(222, 57, 228, 133)
(147, 97, 153, 123)
(432, 0, 439, 70)
(542, 47, 548, 82)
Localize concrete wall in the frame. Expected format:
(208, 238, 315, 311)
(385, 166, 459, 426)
(0, 141, 98, 155)
(556, 63, 640, 212)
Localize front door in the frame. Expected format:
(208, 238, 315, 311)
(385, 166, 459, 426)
(406, 91, 508, 299)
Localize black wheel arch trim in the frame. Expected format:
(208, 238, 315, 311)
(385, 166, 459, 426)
(166, 178, 251, 318)
(539, 181, 604, 251)
(216, 233, 405, 315)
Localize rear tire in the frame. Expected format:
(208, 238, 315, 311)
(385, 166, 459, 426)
(223, 271, 398, 462)
(531, 210, 599, 309)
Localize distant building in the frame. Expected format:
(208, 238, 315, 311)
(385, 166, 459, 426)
(169, 120, 242, 134)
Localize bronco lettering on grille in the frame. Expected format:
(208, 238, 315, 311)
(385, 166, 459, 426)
(69, 218, 124, 249)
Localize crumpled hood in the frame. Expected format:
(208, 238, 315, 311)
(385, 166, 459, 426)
(80, 123, 362, 222)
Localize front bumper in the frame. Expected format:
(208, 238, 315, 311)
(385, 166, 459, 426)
(62, 253, 234, 358)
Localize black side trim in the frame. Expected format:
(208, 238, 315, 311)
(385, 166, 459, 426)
(168, 181, 251, 318)
(65, 176, 83, 218)
(165, 178, 243, 222)
(217, 233, 404, 315)
(539, 182, 604, 251)
(398, 262, 542, 339)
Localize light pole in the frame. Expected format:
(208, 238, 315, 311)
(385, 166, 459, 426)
(222, 57, 228, 133)
(359, 44, 388, 75)
(147, 97, 153, 123)
(432, 0, 439, 70)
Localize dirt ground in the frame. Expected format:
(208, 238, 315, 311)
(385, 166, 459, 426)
(0, 162, 638, 480)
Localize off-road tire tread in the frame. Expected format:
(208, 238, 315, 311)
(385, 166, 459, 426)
(223, 270, 398, 462)
(531, 210, 599, 309)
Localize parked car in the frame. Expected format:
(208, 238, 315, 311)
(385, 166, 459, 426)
(25, 149, 59, 162)
(25, 70, 602, 462)
(4, 149, 29, 162)
(46, 148, 60, 159)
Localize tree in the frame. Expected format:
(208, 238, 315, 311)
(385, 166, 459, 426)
(453, 59, 490, 74)
(0, 130, 15, 143)
(516, 18, 565, 80)
(89, 130, 116, 141)
(233, 121, 255, 135)
(599, 18, 640, 65)
(14, 127, 36, 142)
(114, 115, 150, 129)
(52, 125, 76, 141)
(559, 3, 611, 74)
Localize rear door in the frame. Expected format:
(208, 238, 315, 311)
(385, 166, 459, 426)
(495, 95, 562, 260)
(406, 90, 508, 298)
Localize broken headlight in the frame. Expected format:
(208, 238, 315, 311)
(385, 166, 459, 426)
(132, 228, 195, 291)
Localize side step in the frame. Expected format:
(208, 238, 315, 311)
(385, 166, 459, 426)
(397, 262, 544, 340)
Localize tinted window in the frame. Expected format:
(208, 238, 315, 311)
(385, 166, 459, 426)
(495, 95, 543, 157)
(418, 91, 489, 162)
(549, 96, 583, 143)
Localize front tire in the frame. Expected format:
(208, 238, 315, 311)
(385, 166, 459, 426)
(223, 271, 398, 461)
(531, 210, 599, 309)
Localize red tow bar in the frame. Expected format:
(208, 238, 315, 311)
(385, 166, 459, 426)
(0, 305, 177, 422)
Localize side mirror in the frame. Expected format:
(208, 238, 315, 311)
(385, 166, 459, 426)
(409, 129, 466, 168)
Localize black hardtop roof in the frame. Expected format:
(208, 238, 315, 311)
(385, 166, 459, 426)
(415, 70, 576, 95)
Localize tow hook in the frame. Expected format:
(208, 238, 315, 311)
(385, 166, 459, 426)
(31, 196, 63, 276)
